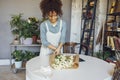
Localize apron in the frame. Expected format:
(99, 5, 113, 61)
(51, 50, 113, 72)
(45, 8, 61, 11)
(39, 20, 62, 66)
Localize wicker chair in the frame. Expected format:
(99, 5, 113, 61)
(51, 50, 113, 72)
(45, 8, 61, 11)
(63, 42, 77, 53)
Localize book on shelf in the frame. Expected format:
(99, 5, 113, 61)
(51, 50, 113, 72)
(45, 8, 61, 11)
(110, 36, 115, 50)
(107, 36, 120, 50)
(107, 36, 115, 50)
(109, 0, 120, 14)
(109, 1, 117, 14)
(117, 28, 120, 31)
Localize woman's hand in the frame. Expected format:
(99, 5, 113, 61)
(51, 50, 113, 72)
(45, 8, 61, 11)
(53, 43, 63, 55)
(54, 47, 61, 55)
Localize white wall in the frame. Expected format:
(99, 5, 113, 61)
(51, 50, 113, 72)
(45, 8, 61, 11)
(70, 0, 82, 42)
(94, 0, 107, 52)
(0, 0, 71, 59)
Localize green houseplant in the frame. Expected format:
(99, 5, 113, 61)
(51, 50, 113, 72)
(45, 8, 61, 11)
(12, 50, 24, 68)
(10, 13, 23, 44)
(10, 14, 33, 44)
(12, 50, 24, 61)
(23, 51, 36, 61)
(27, 17, 40, 44)
(21, 17, 39, 44)
(10, 13, 41, 44)
(10, 13, 25, 38)
(10, 15, 36, 39)
(93, 51, 111, 60)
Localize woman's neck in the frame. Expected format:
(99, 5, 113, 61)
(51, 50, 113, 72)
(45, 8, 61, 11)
(49, 18, 58, 25)
(51, 22, 57, 27)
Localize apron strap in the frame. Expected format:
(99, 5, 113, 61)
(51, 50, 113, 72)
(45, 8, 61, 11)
(59, 20, 62, 32)
(45, 22, 49, 32)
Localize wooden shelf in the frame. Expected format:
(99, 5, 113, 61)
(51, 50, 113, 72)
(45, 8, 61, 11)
(107, 12, 120, 16)
(10, 43, 41, 47)
(105, 30, 120, 32)
(10, 43, 41, 73)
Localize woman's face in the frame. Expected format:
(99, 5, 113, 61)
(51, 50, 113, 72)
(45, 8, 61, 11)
(48, 11, 58, 23)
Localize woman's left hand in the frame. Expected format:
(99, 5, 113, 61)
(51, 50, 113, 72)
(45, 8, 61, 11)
(54, 47, 61, 55)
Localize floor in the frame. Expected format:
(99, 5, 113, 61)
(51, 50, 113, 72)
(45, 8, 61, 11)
(0, 65, 25, 80)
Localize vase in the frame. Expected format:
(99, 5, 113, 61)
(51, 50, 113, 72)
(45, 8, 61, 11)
(32, 36, 37, 44)
(15, 61, 22, 68)
(23, 38, 32, 45)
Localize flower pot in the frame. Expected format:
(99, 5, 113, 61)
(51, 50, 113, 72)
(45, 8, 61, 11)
(23, 38, 32, 45)
(37, 38, 41, 44)
(13, 40, 19, 45)
(15, 61, 22, 68)
(32, 36, 37, 44)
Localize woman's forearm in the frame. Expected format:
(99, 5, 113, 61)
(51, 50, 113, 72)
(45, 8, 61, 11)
(58, 43, 63, 49)
(48, 45, 57, 51)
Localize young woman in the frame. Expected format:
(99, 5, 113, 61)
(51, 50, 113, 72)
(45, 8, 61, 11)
(39, 0, 66, 66)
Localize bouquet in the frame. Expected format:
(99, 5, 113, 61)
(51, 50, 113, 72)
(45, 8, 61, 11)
(50, 54, 79, 70)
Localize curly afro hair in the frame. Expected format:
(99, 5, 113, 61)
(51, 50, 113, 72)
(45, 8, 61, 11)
(40, 0, 63, 18)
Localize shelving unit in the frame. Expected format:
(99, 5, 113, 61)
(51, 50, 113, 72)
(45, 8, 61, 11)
(79, 0, 97, 55)
(10, 43, 41, 73)
(103, 0, 120, 61)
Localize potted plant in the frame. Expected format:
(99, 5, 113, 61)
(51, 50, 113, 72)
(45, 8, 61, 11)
(11, 50, 24, 68)
(10, 13, 23, 35)
(10, 14, 41, 44)
(20, 17, 40, 44)
(10, 13, 24, 43)
(23, 51, 36, 61)
(20, 20, 33, 44)
(27, 17, 40, 44)
(10, 13, 33, 45)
